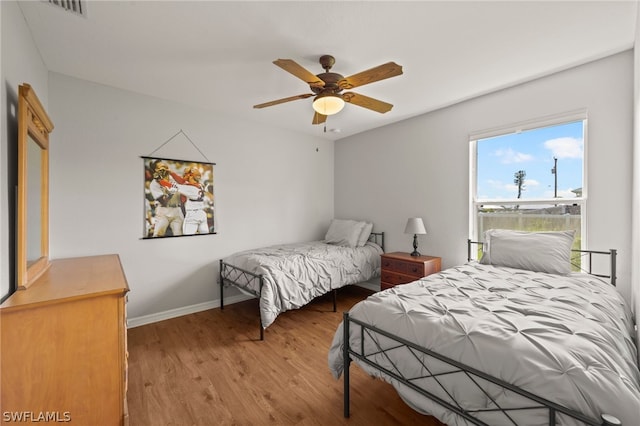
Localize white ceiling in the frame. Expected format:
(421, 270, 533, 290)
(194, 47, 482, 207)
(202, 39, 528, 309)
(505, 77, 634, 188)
(18, 1, 637, 141)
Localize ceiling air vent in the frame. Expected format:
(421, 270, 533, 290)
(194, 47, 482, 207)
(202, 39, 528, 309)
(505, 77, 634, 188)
(45, 0, 87, 18)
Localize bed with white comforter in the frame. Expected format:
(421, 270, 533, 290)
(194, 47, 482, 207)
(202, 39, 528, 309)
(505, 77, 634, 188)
(328, 261, 640, 426)
(222, 240, 382, 329)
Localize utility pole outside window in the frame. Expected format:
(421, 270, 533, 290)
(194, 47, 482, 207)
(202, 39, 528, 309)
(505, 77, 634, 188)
(551, 157, 558, 198)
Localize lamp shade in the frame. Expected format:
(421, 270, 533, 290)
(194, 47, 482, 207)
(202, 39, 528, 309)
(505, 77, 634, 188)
(404, 217, 426, 235)
(312, 94, 345, 116)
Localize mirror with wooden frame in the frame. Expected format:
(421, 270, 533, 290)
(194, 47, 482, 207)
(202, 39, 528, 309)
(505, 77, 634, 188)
(17, 84, 53, 289)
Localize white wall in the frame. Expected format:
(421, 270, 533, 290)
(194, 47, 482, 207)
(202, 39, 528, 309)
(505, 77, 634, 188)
(47, 73, 334, 321)
(0, 1, 49, 300)
(335, 51, 634, 303)
(633, 7, 640, 349)
(3, 0, 636, 328)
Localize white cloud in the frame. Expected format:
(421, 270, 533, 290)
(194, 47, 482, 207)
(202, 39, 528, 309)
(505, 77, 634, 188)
(544, 137, 583, 159)
(504, 183, 517, 192)
(493, 148, 534, 164)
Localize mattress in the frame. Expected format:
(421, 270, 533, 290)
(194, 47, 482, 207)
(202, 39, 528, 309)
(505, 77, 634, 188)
(223, 240, 382, 329)
(328, 262, 640, 425)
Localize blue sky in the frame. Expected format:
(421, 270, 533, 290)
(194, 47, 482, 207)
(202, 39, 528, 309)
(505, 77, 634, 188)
(476, 121, 584, 200)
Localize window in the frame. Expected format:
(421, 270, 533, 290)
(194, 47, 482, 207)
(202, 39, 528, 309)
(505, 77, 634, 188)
(469, 112, 586, 251)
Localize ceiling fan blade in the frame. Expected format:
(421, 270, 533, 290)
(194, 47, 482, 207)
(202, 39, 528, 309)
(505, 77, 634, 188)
(312, 111, 327, 125)
(343, 92, 394, 114)
(253, 93, 314, 109)
(339, 62, 403, 90)
(273, 59, 325, 89)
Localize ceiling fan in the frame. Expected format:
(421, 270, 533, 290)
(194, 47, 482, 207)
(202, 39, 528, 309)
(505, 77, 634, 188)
(253, 55, 403, 125)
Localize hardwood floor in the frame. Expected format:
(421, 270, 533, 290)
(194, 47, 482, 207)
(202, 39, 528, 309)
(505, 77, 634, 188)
(127, 285, 446, 426)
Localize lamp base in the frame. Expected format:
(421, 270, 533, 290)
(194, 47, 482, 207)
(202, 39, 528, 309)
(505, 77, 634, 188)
(410, 234, 421, 256)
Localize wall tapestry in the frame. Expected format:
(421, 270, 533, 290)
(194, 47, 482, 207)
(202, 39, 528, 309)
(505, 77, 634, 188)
(143, 156, 215, 238)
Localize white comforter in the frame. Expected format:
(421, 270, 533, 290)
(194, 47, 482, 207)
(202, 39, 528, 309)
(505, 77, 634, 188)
(223, 241, 382, 329)
(328, 262, 640, 426)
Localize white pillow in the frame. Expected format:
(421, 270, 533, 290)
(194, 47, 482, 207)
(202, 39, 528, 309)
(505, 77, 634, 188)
(480, 229, 575, 275)
(356, 222, 373, 247)
(324, 219, 366, 248)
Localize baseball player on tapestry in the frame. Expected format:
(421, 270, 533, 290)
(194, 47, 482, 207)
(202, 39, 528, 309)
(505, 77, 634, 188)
(176, 167, 210, 235)
(148, 161, 184, 237)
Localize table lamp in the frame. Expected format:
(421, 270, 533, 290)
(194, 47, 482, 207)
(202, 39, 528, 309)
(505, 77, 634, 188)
(404, 217, 427, 256)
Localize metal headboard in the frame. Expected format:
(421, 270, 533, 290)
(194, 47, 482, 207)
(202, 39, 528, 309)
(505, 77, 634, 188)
(467, 239, 617, 286)
(369, 231, 385, 252)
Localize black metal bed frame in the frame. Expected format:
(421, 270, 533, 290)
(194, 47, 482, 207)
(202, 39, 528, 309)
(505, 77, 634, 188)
(342, 242, 623, 426)
(219, 232, 385, 340)
(467, 240, 617, 286)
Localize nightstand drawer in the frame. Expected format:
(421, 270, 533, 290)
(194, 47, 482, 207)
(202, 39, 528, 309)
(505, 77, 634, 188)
(381, 258, 428, 277)
(380, 252, 442, 291)
(405, 262, 426, 277)
(381, 270, 418, 286)
(381, 258, 411, 274)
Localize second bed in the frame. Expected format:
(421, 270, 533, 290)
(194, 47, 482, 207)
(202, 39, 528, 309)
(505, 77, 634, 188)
(220, 219, 384, 339)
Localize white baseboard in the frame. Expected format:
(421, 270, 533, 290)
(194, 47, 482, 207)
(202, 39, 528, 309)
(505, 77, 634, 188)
(126, 293, 252, 328)
(127, 279, 380, 329)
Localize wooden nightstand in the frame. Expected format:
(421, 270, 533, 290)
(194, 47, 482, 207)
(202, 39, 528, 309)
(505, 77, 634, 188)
(380, 252, 442, 290)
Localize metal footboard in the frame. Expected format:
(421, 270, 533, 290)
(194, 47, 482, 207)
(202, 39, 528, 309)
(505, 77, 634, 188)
(219, 259, 340, 340)
(342, 312, 622, 425)
(219, 259, 266, 340)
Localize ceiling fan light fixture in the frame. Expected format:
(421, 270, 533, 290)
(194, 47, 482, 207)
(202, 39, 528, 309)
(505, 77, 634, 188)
(312, 94, 345, 116)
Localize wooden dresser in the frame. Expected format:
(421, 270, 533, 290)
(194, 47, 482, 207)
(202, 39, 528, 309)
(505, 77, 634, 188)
(380, 252, 441, 290)
(1, 254, 129, 425)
